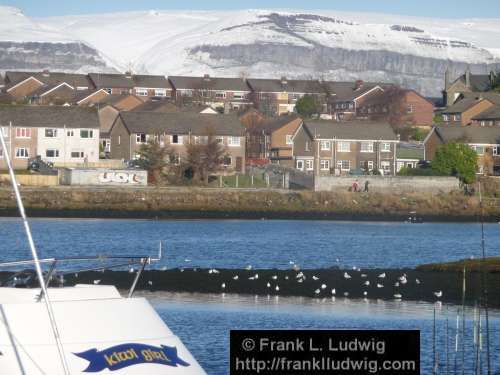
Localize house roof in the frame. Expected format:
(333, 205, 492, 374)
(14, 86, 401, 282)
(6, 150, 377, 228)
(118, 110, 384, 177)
(116, 111, 245, 136)
(443, 96, 492, 114)
(472, 106, 500, 121)
(453, 73, 492, 92)
(132, 100, 181, 113)
(462, 92, 500, 105)
(169, 76, 250, 92)
(246, 78, 325, 94)
(326, 82, 385, 102)
(434, 126, 500, 145)
(72, 89, 109, 104)
(4, 71, 92, 89)
(132, 75, 171, 89)
(29, 82, 74, 98)
(397, 142, 425, 159)
(0, 105, 99, 129)
(88, 73, 135, 89)
(302, 120, 398, 141)
(264, 114, 302, 133)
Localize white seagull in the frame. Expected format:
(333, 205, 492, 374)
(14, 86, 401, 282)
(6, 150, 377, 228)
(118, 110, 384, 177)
(331, 288, 336, 295)
(266, 282, 271, 288)
(275, 285, 280, 292)
(233, 275, 239, 280)
(415, 278, 421, 284)
(321, 284, 327, 290)
(434, 291, 443, 298)
(363, 281, 370, 286)
(221, 283, 226, 289)
(394, 293, 402, 299)
(314, 289, 321, 295)
(312, 276, 319, 281)
(377, 283, 384, 288)
(344, 272, 352, 279)
(378, 273, 386, 279)
(272, 275, 278, 280)
(93, 279, 101, 285)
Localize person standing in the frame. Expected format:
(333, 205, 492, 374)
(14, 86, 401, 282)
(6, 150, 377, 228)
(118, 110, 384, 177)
(364, 180, 369, 192)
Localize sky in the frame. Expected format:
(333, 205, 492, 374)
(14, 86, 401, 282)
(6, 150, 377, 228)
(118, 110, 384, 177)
(2, 0, 500, 18)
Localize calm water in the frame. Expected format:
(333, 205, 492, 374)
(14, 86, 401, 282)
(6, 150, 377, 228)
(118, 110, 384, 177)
(0, 218, 498, 269)
(0, 218, 499, 374)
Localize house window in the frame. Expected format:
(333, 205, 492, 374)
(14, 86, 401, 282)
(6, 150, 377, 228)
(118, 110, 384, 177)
(171, 135, 183, 144)
(136, 133, 147, 144)
(15, 147, 29, 158)
(453, 114, 461, 122)
(360, 160, 374, 171)
(136, 88, 148, 96)
(381, 161, 391, 172)
(222, 156, 232, 166)
(471, 145, 484, 155)
(305, 160, 314, 171)
(1, 127, 8, 138)
(45, 128, 58, 138)
(381, 143, 391, 152)
(360, 142, 374, 153)
(215, 92, 226, 99)
(67, 130, 74, 137)
(296, 160, 304, 171)
(45, 149, 60, 158)
(104, 88, 112, 94)
(233, 92, 245, 100)
(337, 141, 350, 152)
(320, 159, 330, 170)
(336, 160, 350, 171)
(15, 128, 31, 138)
(71, 151, 84, 158)
(80, 130, 94, 139)
(118, 135, 121, 145)
(493, 146, 499, 156)
(228, 136, 241, 147)
(442, 114, 449, 122)
(320, 141, 331, 151)
(285, 135, 293, 145)
(407, 105, 414, 113)
(154, 89, 166, 97)
(193, 136, 208, 145)
(216, 136, 224, 144)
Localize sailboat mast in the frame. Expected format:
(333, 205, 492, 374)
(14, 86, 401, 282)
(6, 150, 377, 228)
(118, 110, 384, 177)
(0, 128, 71, 374)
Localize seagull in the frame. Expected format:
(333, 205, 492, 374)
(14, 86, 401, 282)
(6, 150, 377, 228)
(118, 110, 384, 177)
(208, 269, 214, 274)
(377, 283, 384, 288)
(312, 276, 319, 281)
(363, 291, 368, 296)
(161, 266, 167, 271)
(321, 284, 327, 290)
(248, 276, 255, 281)
(289, 261, 294, 264)
(272, 275, 278, 280)
(336, 258, 340, 263)
(254, 274, 259, 280)
(344, 272, 351, 279)
(400, 277, 407, 285)
(93, 280, 101, 285)
(415, 278, 421, 285)
(296, 272, 304, 279)
(344, 292, 349, 297)
(275, 285, 280, 292)
(314, 289, 320, 295)
(233, 275, 239, 280)
(378, 273, 386, 279)
(331, 288, 336, 295)
(363, 280, 370, 286)
(148, 280, 153, 286)
(394, 293, 402, 299)
(221, 283, 226, 289)
(180, 268, 184, 273)
(394, 282, 400, 287)
(267, 282, 271, 288)
(285, 276, 289, 280)
(361, 274, 367, 278)
(212, 269, 220, 274)
(434, 291, 443, 298)
(128, 268, 135, 273)
(297, 279, 304, 283)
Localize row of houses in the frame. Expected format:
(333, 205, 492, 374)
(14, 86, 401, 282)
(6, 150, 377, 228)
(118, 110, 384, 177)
(0, 70, 435, 123)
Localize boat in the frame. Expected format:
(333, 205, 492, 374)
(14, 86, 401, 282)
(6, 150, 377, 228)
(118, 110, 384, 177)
(0, 130, 206, 374)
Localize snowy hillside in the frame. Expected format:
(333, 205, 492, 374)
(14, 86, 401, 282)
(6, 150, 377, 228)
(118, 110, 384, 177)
(1, 6, 499, 95)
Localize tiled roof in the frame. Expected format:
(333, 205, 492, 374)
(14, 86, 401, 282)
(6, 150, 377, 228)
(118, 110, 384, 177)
(0, 105, 99, 129)
(117, 111, 245, 136)
(472, 106, 500, 121)
(88, 73, 135, 89)
(169, 76, 250, 92)
(454, 73, 492, 92)
(246, 78, 325, 94)
(443, 96, 490, 114)
(327, 82, 385, 102)
(132, 75, 172, 89)
(264, 114, 302, 133)
(72, 89, 109, 104)
(5, 71, 92, 89)
(303, 120, 398, 141)
(434, 126, 500, 145)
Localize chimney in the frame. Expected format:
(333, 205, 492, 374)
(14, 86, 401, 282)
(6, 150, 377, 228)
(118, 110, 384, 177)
(203, 74, 211, 82)
(465, 67, 471, 89)
(354, 80, 364, 90)
(281, 76, 288, 86)
(42, 69, 50, 77)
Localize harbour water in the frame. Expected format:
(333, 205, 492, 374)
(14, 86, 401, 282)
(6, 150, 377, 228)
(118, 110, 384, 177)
(0, 218, 499, 373)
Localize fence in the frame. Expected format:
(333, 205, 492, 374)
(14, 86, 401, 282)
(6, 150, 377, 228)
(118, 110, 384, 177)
(0, 173, 59, 186)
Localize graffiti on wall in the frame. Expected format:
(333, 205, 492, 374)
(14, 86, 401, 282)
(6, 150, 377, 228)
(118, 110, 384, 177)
(98, 171, 146, 185)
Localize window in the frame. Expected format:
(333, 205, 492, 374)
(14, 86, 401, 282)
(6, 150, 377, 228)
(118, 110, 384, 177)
(305, 160, 314, 171)
(67, 130, 74, 137)
(381, 161, 391, 172)
(118, 135, 121, 145)
(296, 160, 304, 171)
(135, 88, 148, 96)
(169, 154, 180, 165)
(320, 141, 331, 151)
(222, 156, 232, 166)
(193, 136, 208, 145)
(80, 130, 94, 139)
(443, 114, 449, 122)
(360, 142, 374, 153)
(360, 160, 374, 171)
(216, 136, 224, 144)
(337, 141, 350, 152)
(407, 104, 414, 113)
(336, 160, 350, 171)
(15, 147, 29, 158)
(171, 135, 183, 145)
(471, 145, 484, 155)
(381, 143, 391, 152)
(45, 149, 60, 158)
(320, 159, 330, 170)
(71, 151, 84, 158)
(1, 127, 8, 138)
(15, 128, 31, 138)
(453, 114, 461, 122)
(154, 89, 167, 97)
(228, 136, 241, 147)
(215, 92, 226, 99)
(285, 135, 293, 145)
(233, 92, 245, 100)
(493, 146, 499, 156)
(104, 88, 112, 94)
(136, 133, 147, 144)
(45, 128, 58, 138)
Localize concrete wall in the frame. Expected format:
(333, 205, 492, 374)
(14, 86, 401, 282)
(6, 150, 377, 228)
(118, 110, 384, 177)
(315, 176, 460, 193)
(60, 169, 148, 186)
(0, 173, 59, 186)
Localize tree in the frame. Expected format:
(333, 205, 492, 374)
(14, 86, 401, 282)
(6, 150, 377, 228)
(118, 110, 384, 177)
(492, 71, 500, 92)
(134, 138, 171, 185)
(295, 95, 320, 117)
(185, 129, 227, 184)
(432, 142, 477, 184)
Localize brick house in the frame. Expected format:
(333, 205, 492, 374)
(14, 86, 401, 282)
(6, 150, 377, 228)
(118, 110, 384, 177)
(88, 73, 135, 95)
(356, 89, 435, 126)
(292, 121, 399, 175)
(266, 115, 303, 167)
(472, 106, 500, 126)
(109, 112, 246, 173)
(247, 77, 327, 116)
(443, 68, 497, 106)
(169, 75, 252, 111)
(0, 106, 100, 169)
(424, 126, 500, 175)
(441, 93, 500, 126)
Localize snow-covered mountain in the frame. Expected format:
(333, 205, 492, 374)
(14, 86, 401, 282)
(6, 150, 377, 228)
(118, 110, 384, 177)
(1, 6, 500, 96)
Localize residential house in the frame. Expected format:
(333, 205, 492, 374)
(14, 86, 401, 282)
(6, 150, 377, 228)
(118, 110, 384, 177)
(396, 142, 425, 172)
(424, 126, 500, 175)
(109, 112, 246, 173)
(292, 121, 399, 175)
(326, 81, 386, 121)
(247, 77, 327, 116)
(443, 68, 497, 106)
(131, 75, 172, 99)
(356, 89, 435, 126)
(472, 106, 500, 126)
(0, 106, 100, 169)
(441, 93, 500, 126)
(3, 71, 93, 102)
(168, 75, 252, 111)
(88, 73, 135, 95)
(266, 115, 303, 167)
